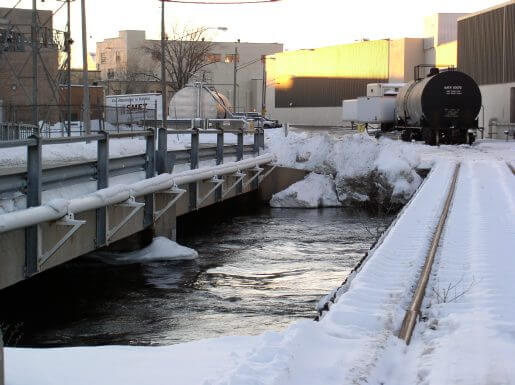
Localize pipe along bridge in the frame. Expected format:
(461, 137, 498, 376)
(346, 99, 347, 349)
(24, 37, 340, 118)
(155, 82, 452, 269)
(0, 126, 303, 291)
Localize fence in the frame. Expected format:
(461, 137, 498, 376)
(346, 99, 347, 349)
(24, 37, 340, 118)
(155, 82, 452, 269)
(0, 105, 158, 137)
(0, 123, 38, 141)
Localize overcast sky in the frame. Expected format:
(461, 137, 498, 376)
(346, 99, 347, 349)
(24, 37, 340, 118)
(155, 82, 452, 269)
(1, 0, 505, 63)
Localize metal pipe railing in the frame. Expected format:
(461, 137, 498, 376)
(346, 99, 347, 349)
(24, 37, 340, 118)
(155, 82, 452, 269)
(0, 154, 275, 234)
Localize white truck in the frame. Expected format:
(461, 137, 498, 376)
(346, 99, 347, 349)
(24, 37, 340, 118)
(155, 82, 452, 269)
(105, 93, 162, 125)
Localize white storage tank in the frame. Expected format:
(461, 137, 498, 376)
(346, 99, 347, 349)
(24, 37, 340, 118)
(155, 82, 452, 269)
(169, 85, 232, 119)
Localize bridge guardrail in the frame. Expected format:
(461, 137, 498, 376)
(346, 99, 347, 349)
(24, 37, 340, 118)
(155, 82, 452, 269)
(0, 126, 267, 276)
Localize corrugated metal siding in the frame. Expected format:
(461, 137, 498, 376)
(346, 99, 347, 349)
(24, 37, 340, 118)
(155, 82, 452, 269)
(458, 5, 508, 85)
(275, 77, 386, 108)
(271, 40, 389, 108)
(506, 4, 515, 83)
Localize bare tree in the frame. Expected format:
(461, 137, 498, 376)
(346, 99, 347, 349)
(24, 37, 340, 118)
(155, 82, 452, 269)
(143, 26, 215, 93)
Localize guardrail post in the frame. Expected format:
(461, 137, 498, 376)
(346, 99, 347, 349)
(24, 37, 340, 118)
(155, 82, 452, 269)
(144, 129, 155, 228)
(216, 128, 224, 202)
(157, 127, 168, 174)
(189, 129, 199, 210)
(96, 131, 109, 248)
(260, 128, 265, 149)
(253, 129, 260, 155)
(236, 129, 244, 194)
(25, 135, 42, 276)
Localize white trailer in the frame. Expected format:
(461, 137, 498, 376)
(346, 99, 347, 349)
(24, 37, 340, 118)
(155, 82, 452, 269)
(342, 99, 358, 124)
(105, 93, 162, 125)
(357, 96, 396, 127)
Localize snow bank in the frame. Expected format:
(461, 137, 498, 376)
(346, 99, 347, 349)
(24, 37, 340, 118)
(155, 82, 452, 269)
(265, 129, 423, 209)
(270, 173, 341, 208)
(93, 237, 198, 264)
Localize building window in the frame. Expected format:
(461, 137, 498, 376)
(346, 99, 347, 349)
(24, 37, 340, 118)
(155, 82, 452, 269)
(107, 68, 115, 79)
(100, 52, 106, 64)
(207, 53, 221, 63)
(224, 54, 239, 63)
(115, 51, 121, 64)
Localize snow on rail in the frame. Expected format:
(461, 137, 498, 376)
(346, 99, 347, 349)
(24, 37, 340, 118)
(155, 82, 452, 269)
(369, 160, 515, 384)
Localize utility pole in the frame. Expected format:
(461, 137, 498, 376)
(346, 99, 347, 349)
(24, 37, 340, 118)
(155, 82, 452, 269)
(232, 41, 238, 112)
(161, 0, 167, 126)
(261, 56, 266, 116)
(66, 0, 72, 136)
(157, 0, 168, 174)
(81, 0, 91, 135)
(31, 0, 38, 127)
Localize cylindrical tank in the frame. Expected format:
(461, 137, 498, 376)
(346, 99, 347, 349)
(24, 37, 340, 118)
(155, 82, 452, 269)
(168, 85, 232, 119)
(396, 70, 481, 128)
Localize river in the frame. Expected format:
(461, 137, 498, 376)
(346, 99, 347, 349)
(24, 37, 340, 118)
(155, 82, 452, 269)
(0, 206, 388, 347)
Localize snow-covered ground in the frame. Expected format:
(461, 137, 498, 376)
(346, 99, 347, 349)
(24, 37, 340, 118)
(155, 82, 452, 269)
(3, 130, 515, 385)
(0, 130, 255, 170)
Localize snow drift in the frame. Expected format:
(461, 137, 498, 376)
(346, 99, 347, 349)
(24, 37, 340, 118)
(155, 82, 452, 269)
(270, 173, 341, 208)
(92, 237, 198, 264)
(265, 130, 423, 209)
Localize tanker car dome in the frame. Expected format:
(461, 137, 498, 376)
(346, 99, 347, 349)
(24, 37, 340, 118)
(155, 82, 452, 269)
(421, 70, 481, 127)
(168, 85, 232, 119)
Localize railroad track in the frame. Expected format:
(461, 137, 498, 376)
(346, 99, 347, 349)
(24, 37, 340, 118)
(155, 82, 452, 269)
(398, 163, 460, 344)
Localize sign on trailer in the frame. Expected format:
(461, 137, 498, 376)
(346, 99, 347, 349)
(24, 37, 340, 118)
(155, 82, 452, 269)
(105, 93, 163, 124)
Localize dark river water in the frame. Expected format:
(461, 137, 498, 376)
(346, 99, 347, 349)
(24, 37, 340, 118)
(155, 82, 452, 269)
(0, 207, 387, 347)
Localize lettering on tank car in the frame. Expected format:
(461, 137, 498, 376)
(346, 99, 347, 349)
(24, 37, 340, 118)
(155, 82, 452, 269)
(444, 108, 460, 118)
(444, 85, 463, 95)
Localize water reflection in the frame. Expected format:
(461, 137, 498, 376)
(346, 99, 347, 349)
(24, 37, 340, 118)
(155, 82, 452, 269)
(0, 207, 387, 347)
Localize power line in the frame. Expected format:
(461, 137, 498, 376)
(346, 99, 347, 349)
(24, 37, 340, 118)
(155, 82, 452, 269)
(161, 0, 280, 4)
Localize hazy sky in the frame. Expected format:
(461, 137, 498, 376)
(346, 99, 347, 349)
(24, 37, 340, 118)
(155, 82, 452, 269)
(1, 0, 505, 61)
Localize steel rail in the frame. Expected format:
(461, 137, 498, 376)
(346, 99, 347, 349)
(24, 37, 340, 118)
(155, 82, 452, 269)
(398, 162, 461, 344)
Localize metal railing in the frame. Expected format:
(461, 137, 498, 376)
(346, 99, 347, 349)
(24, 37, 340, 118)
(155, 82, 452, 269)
(488, 120, 515, 140)
(0, 125, 270, 276)
(0, 123, 38, 141)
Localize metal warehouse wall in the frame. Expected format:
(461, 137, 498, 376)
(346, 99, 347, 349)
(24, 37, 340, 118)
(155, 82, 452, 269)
(458, 3, 515, 85)
(271, 41, 389, 108)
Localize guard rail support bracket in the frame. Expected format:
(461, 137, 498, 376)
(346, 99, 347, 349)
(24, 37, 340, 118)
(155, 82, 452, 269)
(243, 167, 264, 189)
(222, 171, 245, 198)
(197, 176, 224, 207)
(154, 187, 187, 222)
(38, 214, 86, 270)
(106, 197, 145, 243)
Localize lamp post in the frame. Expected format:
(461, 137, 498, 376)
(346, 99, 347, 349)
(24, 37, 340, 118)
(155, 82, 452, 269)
(232, 39, 239, 112)
(81, 0, 91, 136)
(57, 0, 75, 136)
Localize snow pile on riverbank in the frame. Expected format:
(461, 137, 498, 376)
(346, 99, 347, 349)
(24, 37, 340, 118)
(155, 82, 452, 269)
(270, 173, 341, 208)
(265, 130, 423, 209)
(92, 237, 198, 264)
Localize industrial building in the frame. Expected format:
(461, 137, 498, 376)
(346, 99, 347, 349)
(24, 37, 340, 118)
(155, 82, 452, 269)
(264, 13, 466, 126)
(96, 31, 283, 114)
(0, 7, 62, 123)
(458, 1, 515, 138)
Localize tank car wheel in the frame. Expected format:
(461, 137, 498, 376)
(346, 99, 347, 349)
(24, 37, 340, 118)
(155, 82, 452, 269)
(423, 127, 437, 146)
(401, 129, 412, 142)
